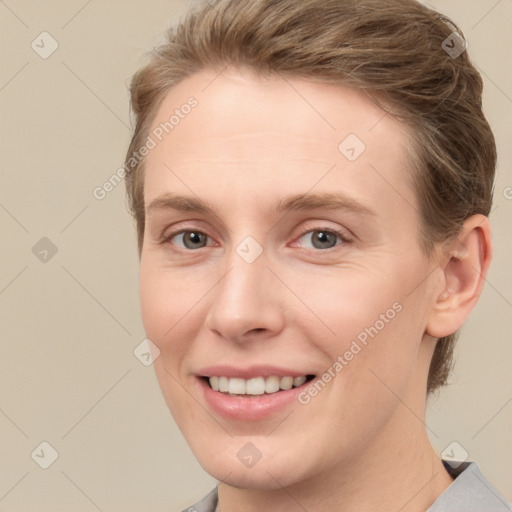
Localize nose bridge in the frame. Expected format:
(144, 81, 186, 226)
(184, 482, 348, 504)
(205, 238, 284, 341)
(215, 242, 269, 315)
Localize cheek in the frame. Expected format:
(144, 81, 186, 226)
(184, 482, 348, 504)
(139, 266, 168, 343)
(139, 261, 215, 372)
(293, 261, 427, 383)
(139, 265, 202, 420)
(294, 269, 403, 342)
(139, 263, 187, 351)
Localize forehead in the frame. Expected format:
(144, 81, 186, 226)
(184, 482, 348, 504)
(143, 69, 417, 218)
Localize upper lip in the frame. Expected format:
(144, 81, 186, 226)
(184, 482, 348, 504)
(196, 365, 315, 379)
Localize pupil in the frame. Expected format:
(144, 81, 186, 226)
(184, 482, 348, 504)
(185, 232, 205, 248)
(314, 231, 335, 249)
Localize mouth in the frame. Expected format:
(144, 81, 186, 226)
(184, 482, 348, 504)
(201, 374, 316, 397)
(195, 365, 319, 420)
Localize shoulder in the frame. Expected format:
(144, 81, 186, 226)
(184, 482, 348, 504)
(180, 466, 511, 512)
(180, 487, 218, 512)
(427, 461, 511, 512)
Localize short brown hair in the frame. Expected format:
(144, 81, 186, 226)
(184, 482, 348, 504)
(124, 0, 496, 394)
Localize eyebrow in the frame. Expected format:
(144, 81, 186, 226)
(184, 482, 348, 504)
(276, 192, 376, 216)
(146, 192, 376, 218)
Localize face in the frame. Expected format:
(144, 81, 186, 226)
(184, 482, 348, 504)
(139, 69, 441, 491)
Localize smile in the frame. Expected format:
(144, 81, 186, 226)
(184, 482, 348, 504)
(207, 375, 315, 396)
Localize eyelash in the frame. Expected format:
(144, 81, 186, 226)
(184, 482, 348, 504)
(159, 226, 351, 253)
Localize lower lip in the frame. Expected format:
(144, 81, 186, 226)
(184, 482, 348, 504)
(198, 377, 310, 421)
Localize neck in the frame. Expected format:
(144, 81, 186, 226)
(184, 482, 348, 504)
(217, 408, 453, 512)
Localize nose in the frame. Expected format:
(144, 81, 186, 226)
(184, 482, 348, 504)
(204, 248, 286, 344)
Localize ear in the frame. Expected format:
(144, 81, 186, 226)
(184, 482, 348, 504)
(426, 214, 493, 338)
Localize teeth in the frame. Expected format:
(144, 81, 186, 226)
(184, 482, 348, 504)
(293, 376, 307, 387)
(246, 377, 265, 395)
(218, 376, 229, 392)
(280, 376, 293, 390)
(207, 375, 309, 395)
(210, 376, 219, 391)
(228, 378, 245, 395)
(265, 375, 280, 393)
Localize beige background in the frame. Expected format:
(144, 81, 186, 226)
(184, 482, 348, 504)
(1, 0, 510, 510)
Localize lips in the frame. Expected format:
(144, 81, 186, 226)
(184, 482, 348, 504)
(195, 365, 317, 419)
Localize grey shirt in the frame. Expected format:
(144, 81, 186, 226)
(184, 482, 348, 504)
(181, 462, 511, 512)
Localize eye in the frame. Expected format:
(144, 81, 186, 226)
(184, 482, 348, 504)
(295, 228, 346, 250)
(168, 230, 211, 250)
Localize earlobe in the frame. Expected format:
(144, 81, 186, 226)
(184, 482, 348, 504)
(426, 214, 493, 339)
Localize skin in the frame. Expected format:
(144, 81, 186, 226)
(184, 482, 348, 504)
(139, 68, 492, 512)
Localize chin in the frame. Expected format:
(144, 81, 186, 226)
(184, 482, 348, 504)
(189, 437, 313, 491)
(202, 457, 303, 491)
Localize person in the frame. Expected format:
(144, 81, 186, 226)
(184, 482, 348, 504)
(123, 0, 510, 510)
